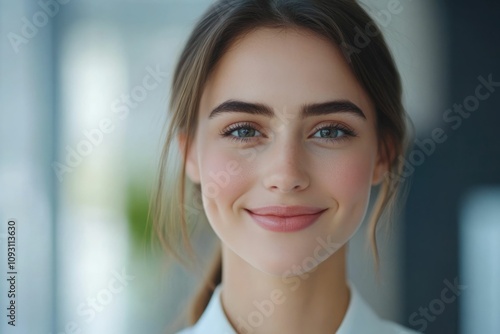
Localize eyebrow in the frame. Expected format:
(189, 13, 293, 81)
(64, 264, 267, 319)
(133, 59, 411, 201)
(208, 99, 367, 121)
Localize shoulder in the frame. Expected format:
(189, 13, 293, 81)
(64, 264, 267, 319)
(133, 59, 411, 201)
(173, 285, 235, 334)
(337, 283, 421, 334)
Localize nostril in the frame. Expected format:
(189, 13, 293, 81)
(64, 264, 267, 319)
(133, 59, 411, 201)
(266, 177, 309, 193)
(261, 154, 310, 192)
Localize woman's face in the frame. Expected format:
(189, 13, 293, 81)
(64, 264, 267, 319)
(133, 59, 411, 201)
(182, 27, 386, 276)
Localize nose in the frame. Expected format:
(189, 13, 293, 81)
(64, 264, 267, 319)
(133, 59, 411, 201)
(261, 140, 310, 193)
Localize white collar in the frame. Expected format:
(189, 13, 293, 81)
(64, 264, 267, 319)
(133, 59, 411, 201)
(180, 283, 418, 334)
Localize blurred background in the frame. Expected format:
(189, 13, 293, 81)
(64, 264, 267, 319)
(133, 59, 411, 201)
(0, 0, 498, 333)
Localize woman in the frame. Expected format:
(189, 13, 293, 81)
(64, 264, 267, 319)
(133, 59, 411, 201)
(153, 0, 417, 333)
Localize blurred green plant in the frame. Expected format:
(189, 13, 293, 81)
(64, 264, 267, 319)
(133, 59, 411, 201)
(125, 180, 153, 255)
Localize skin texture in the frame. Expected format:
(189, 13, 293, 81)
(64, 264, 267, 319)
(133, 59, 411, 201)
(180, 27, 387, 334)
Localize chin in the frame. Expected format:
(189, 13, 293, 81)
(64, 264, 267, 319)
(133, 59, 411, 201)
(238, 237, 339, 278)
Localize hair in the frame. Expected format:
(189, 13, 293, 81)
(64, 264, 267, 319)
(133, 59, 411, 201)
(152, 0, 413, 325)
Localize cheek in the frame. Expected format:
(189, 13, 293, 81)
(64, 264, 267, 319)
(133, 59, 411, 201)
(197, 146, 254, 219)
(317, 147, 374, 192)
(333, 153, 373, 200)
(317, 149, 375, 227)
(197, 146, 261, 254)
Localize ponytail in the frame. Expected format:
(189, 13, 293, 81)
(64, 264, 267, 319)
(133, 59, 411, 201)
(188, 246, 222, 324)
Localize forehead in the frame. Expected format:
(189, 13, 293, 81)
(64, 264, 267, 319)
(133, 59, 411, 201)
(199, 26, 375, 121)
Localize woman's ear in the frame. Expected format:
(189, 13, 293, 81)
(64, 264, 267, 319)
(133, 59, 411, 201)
(371, 140, 392, 186)
(371, 154, 387, 186)
(178, 133, 201, 184)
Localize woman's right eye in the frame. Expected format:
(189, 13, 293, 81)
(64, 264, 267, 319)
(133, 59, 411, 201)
(220, 122, 263, 143)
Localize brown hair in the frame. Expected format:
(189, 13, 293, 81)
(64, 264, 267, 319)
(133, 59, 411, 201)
(152, 0, 412, 325)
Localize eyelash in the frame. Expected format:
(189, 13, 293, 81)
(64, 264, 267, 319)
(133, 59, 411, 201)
(219, 121, 358, 144)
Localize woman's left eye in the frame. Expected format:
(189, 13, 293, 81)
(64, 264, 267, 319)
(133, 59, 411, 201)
(311, 123, 357, 142)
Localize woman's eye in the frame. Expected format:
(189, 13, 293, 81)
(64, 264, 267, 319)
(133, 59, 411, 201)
(220, 123, 263, 143)
(311, 124, 357, 143)
(232, 127, 260, 138)
(313, 127, 345, 139)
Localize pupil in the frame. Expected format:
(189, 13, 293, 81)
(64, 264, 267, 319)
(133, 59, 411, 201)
(239, 128, 253, 137)
(321, 129, 337, 138)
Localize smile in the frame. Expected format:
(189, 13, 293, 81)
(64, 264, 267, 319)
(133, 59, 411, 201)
(245, 206, 327, 232)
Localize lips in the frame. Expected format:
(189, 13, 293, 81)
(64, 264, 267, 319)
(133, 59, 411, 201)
(245, 206, 327, 232)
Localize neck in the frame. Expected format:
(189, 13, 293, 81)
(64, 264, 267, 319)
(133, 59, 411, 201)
(220, 245, 350, 334)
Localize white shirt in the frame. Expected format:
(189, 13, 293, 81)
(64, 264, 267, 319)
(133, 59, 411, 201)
(175, 284, 420, 334)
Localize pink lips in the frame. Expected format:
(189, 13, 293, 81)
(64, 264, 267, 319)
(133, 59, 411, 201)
(245, 206, 327, 232)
